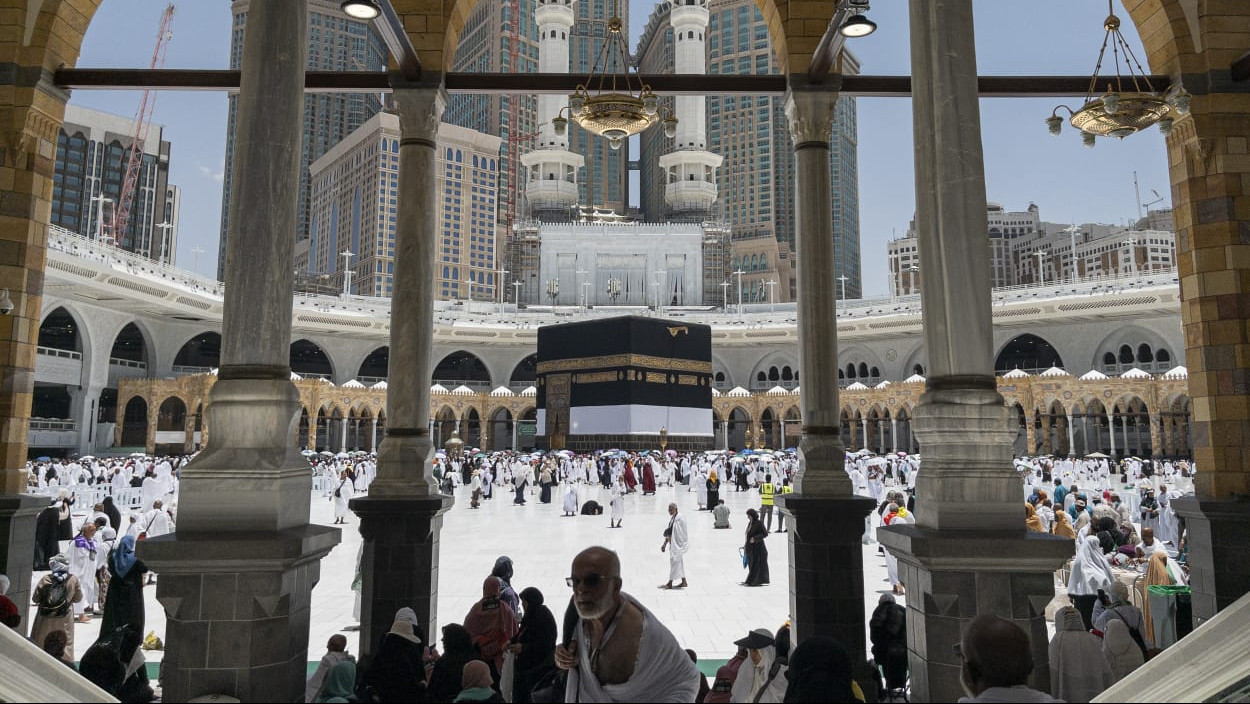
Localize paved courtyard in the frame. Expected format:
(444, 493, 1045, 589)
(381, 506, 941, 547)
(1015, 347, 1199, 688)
(73, 479, 900, 663)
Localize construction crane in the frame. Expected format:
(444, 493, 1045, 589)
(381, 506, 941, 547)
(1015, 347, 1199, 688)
(110, 3, 175, 250)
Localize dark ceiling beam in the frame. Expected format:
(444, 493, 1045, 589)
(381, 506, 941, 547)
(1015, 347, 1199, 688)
(375, 0, 421, 82)
(53, 68, 1171, 98)
(1233, 51, 1250, 83)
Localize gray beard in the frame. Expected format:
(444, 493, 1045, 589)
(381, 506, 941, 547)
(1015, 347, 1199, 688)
(575, 594, 614, 620)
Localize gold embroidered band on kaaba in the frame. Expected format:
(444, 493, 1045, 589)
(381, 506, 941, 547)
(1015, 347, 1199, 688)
(536, 353, 713, 375)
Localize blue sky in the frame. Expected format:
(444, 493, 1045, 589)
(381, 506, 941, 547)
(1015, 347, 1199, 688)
(74, 1, 1169, 295)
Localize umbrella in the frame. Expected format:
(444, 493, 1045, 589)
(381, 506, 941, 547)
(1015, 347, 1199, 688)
(335, 451, 350, 459)
(319, 450, 334, 457)
(78, 455, 96, 461)
(435, 450, 447, 458)
(35, 456, 51, 462)
(665, 449, 677, 457)
(473, 452, 487, 459)
(300, 449, 316, 456)
(129, 452, 147, 458)
(1085, 452, 1110, 459)
(865, 457, 888, 467)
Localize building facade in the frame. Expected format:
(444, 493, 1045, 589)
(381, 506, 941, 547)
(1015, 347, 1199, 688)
(309, 114, 503, 301)
(888, 202, 1177, 295)
(51, 104, 177, 263)
(217, 0, 387, 280)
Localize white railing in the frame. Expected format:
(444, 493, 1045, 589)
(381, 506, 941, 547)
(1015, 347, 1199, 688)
(29, 418, 75, 431)
(172, 365, 212, 375)
(37, 346, 81, 360)
(109, 357, 147, 370)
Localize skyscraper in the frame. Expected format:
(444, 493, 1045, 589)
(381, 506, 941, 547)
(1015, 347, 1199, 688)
(217, 0, 386, 280)
(52, 104, 178, 263)
(637, 0, 862, 301)
(445, 0, 541, 227)
(308, 114, 503, 301)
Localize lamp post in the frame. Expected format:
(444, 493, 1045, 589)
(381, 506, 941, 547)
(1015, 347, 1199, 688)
(496, 268, 508, 315)
(1063, 223, 1081, 282)
(91, 194, 113, 244)
(340, 250, 355, 296)
(155, 221, 175, 263)
(581, 281, 591, 310)
(511, 280, 523, 309)
(766, 279, 777, 313)
(1121, 237, 1138, 276)
(732, 268, 744, 317)
(1034, 251, 1047, 285)
(719, 280, 730, 311)
(837, 274, 849, 301)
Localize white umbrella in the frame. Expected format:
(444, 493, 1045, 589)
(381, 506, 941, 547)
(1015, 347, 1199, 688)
(1085, 452, 1110, 459)
(865, 457, 888, 467)
(335, 451, 350, 459)
(319, 450, 334, 457)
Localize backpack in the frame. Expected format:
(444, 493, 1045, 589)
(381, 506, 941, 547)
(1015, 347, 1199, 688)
(39, 578, 71, 617)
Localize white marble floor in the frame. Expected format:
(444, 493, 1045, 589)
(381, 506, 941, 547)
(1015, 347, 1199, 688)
(66, 480, 902, 663)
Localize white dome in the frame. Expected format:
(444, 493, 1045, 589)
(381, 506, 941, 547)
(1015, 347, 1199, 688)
(1162, 365, 1188, 379)
(1002, 368, 1030, 379)
(1039, 366, 1071, 377)
(1119, 367, 1152, 379)
(430, 384, 451, 394)
(490, 386, 515, 396)
(370, 380, 388, 389)
(903, 373, 926, 384)
(846, 382, 869, 390)
(520, 386, 537, 397)
(1078, 370, 1109, 381)
(767, 385, 789, 395)
(341, 379, 365, 388)
(726, 386, 751, 397)
(451, 385, 475, 395)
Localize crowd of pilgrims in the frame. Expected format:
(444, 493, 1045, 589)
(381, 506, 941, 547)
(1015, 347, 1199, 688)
(0, 448, 1199, 702)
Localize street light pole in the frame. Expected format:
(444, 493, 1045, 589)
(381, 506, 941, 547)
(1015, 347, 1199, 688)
(512, 280, 523, 309)
(732, 268, 744, 317)
(837, 274, 849, 301)
(155, 221, 175, 263)
(340, 250, 355, 296)
(91, 195, 113, 244)
(719, 280, 730, 311)
(496, 267, 508, 315)
(1063, 223, 1081, 282)
(1034, 251, 1047, 285)
(765, 279, 777, 313)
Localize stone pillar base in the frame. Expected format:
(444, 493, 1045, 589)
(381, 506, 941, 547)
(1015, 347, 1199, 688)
(350, 494, 453, 659)
(138, 525, 340, 702)
(1172, 497, 1250, 623)
(777, 494, 877, 689)
(877, 526, 1072, 702)
(0, 493, 49, 629)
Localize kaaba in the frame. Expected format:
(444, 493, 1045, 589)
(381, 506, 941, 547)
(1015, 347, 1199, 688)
(535, 316, 714, 452)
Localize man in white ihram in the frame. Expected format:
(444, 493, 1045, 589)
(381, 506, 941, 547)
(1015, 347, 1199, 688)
(555, 546, 698, 702)
(659, 503, 689, 590)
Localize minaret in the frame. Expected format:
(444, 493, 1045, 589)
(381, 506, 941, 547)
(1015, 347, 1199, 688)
(522, 0, 584, 221)
(659, 0, 722, 220)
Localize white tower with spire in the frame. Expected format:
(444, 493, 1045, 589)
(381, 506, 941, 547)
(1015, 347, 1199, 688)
(522, 0, 584, 219)
(659, 0, 722, 219)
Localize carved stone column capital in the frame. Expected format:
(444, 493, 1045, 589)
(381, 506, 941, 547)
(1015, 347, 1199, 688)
(783, 84, 837, 146)
(393, 83, 447, 145)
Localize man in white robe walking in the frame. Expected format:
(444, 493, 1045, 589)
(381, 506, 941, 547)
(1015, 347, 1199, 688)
(659, 503, 688, 589)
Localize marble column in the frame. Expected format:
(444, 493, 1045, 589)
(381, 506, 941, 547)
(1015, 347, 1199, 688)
(891, 418, 899, 453)
(877, 2, 1071, 700)
(776, 81, 875, 685)
(137, 2, 340, 700)
(370, 417, 378, 452)
(1067, 414, 1076, 458)
(351, 82, 453, 659)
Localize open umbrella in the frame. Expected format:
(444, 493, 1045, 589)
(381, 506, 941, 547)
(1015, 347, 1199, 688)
(319, 450, 334, 457)
(35, 456, 51, 462)
(1085, 452, 1110, 459)
(865, 456, 888, 467)
(300, 449, 316, 456)
(335, 451, 350, 459)
(665, 449, 677, 457)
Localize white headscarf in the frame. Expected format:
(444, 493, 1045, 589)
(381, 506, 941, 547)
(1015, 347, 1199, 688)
(1049, 606, 1114, 702)
(1067, 535, 1115, 595)
(729, 629, 789, 704)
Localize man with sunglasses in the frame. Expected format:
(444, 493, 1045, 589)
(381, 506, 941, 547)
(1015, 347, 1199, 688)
(555, 546, 699, 702)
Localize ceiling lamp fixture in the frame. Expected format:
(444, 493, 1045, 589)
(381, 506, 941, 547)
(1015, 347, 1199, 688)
(340, 0, 381, 20)
(554, 3, 675, 150)
(839, 1, 876, 38)
(1046, 0, 1189, 146)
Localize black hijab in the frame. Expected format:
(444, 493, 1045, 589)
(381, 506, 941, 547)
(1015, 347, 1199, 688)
(783, 636, 855, 703)
(102, 497, 122, 533)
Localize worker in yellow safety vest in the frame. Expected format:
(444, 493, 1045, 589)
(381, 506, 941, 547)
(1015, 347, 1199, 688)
(759, 475, 776, 531)
(775, 479, 794, 533)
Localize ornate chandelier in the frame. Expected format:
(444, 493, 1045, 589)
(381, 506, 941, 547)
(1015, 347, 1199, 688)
(1045, 0, 1190, 146)
(553, 8, 676, 150)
